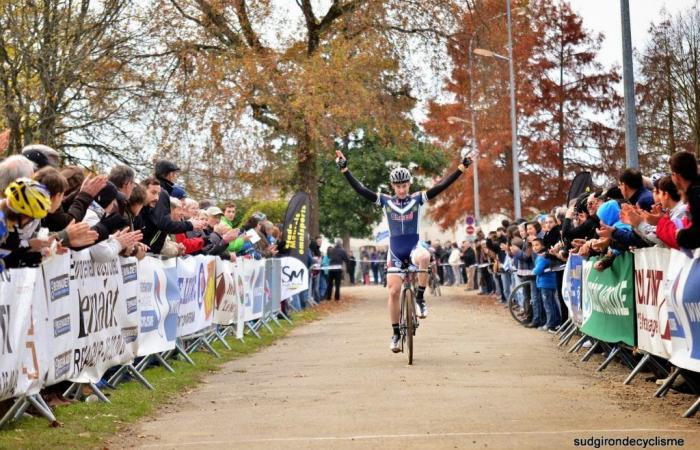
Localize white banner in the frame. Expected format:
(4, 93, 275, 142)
(280, 257, 309, 300)
(667, 249, 700, 372)
(634, 248, 672, 359)
(176, 255, 216, 337)
(213, 259, 237, 326)
(0, 269, 39, 401)
(240, 259, 265, 322)
(136, 256, 178, 356)
(19, 269, 49, 397)
(43, 250, 135, 384)
(42, 253, 75, 386)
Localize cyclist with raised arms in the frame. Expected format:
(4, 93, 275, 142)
(336, 150, 471, 352)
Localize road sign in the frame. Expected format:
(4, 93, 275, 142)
(466, 215, 475, 226)
(466, 224, 475, 235)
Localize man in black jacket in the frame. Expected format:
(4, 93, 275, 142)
(325, 239, 349, 301)
(139, 161, 204, 254)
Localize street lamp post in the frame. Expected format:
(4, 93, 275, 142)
(620, 0, 639, 168)
(506, 0, 521, 219)
(449, 6, 526, 222)
(471, 2, 522, 219)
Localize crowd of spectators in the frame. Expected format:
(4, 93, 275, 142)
(0, 145, 294, 274)
(467, 150, 699, 333)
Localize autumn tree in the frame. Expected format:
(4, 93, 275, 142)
(146, 0, 463, 235)
(520, 0, 623, 209)
(0, 1, 153, 165)
(637, 7, 700, 161)
(425, 0, 623, 224)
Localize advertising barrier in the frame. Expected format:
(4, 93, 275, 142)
(667, 249, 700, 373)
(580, 252, 636, 347)
(0, 251, 308, 405)
(634, 248, 672, 359)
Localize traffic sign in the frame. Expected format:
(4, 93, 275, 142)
(466, 215, 475, 226)
(466, 224, 475, 235)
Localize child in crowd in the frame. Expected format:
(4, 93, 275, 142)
(531, 238, 561, 333)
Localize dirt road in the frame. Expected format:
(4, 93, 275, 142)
(125, 285, 699, 449)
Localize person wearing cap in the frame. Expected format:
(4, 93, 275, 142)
(139, 159, 204, 254)
(21, 144, 60, 168)
(200, 206, 238, 257)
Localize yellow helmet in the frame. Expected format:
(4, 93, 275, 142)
(4, 178, 51, 219)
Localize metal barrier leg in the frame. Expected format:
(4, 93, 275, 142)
(154, 352, 175, 373)
(618, 347, 638, 370)
(581, 340, 600, 362)
(655, 367, 681, 398)
(624, 353, 651, 385)
(648, 355, 670, 378)
(126, 364, 155, 390)
(88, 383, 111, 403)
(175, 341, 195, 365)
(107, 365, 129, 387)
(26, 395, 57, 423)
(568, 335, 588, 354)
(261, 317, 275, 334)
(245, 321, 262, 339)
(63, 382, 79, 399)
(558, 326, 577, 348)
(12, 398, 30, 421)
(683, 396, 700, 418)
(557, 321, 575, 342)
(135, 354, 153, 372)
(271, 314, 284, 328)
(213, 328, 232, 350)
(199, 335, 221, 358)
(279, 309, 293, 325)
(557, 318, 572, 337)
(596, 345, 620, 372)
(0, 398, 27, 428)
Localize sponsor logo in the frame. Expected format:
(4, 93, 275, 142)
(122, 326, 138, 344)
(53, 314, 71, 338)
(0, 305, 11, 355)
(49, 274, 70, 302)
(54, 350, 71, 379)
(122, 262, 137, 283)
(126, 296, 137, 314)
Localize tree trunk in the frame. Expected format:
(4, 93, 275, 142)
(297, 130, 320, 238)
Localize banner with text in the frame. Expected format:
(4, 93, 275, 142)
(634, 248, 672, 359)
(136, 256, 178, 356)
(580, 252, 636, 347)
(667, 249, 700, 372)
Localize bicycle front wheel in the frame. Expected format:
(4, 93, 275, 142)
(508, 281, 531, 325)
(403, 288, 415, 365)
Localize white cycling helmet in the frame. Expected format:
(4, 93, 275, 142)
(390, 167, 411, 184)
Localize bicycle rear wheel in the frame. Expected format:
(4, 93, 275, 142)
(508, 281, 531, 325)
(403, 288, 415, 365)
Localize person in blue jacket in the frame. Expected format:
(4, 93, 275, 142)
(531, 238, 561, 333)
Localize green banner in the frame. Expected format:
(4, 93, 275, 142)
(580, 251, 636, 346)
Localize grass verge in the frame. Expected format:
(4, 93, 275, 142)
(0, 309, 319, 450)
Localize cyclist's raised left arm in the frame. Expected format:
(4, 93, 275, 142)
(425, 157, 471, 200)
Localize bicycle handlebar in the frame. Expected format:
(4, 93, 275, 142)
(386, 267, 431, 274)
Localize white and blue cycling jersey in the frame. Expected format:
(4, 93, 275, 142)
(343, 166, 466, 268)
(376, 192, 428, 265)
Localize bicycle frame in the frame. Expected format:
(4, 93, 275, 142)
(387, 265, 429, 365)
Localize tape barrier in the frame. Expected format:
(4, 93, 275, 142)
(0, 251, 308, 402)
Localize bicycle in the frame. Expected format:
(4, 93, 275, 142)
(507, 265, 566, 325)
(386, 263, 430, 365)
(507, 270, 535, 325)
(428, 263, 441, 297)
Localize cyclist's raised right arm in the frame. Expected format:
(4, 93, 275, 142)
(337, 150, 379, 204)
(343, 170, 379, 203)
